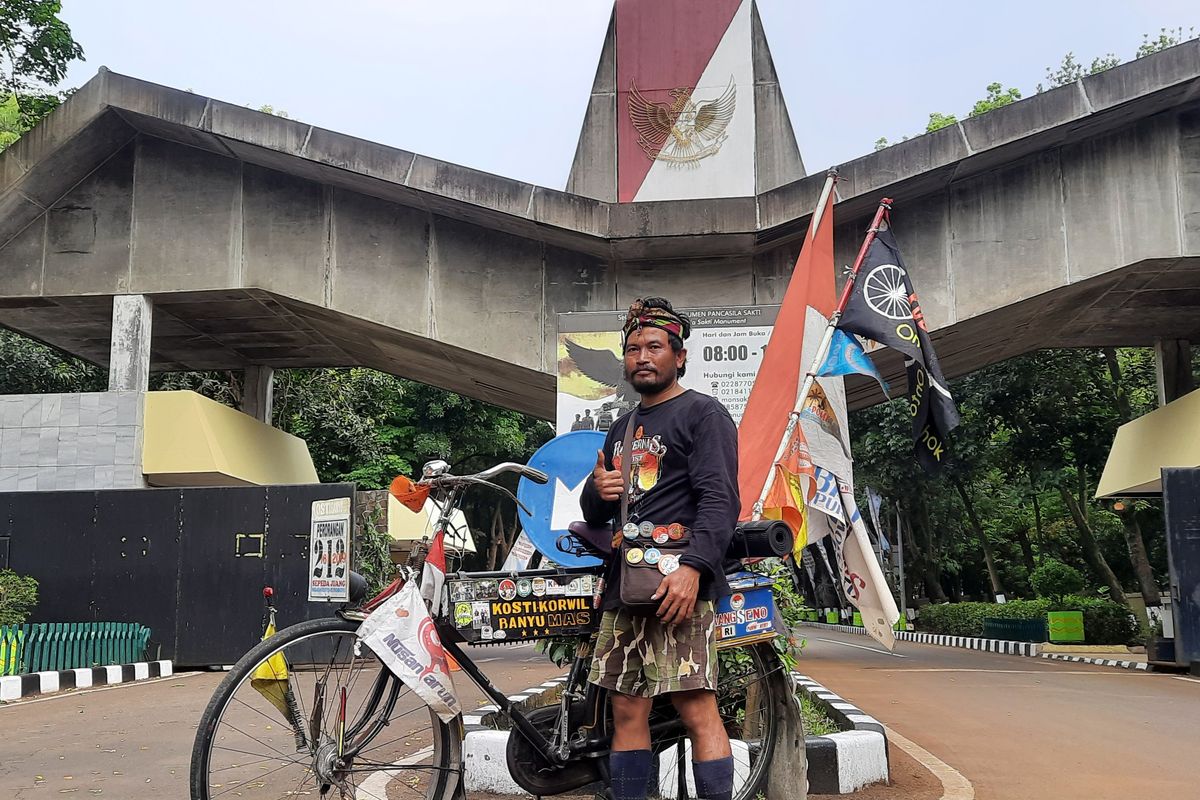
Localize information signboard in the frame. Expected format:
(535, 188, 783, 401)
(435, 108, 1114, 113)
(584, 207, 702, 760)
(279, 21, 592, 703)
(556, 305, 780, 435)
(308, 497, 351, 602)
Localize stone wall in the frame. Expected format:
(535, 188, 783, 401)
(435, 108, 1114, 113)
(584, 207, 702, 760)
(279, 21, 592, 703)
(0, 392, 147, 491)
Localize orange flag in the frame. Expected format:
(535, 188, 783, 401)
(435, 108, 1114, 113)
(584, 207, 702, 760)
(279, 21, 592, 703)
(762, 421, 815, 555)
(737, 191, 836, 521)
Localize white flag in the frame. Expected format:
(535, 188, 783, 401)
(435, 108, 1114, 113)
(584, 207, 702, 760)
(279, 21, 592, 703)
(831, 480, 900, 650)
(358, 580, 461, 722)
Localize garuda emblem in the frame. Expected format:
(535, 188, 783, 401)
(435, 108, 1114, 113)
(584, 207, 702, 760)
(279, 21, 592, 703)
(628, 76, 736, 166)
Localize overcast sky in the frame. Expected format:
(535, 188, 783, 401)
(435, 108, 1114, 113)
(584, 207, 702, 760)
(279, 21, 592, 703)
(58, 1, 1195, 189)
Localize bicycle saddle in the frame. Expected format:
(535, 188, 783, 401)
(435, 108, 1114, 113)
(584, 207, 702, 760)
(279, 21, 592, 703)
(564, 521, 614, 558)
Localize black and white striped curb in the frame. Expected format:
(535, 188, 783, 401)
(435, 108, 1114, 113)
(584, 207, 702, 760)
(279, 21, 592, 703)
(804, 621, 1041, 656)
(802, 621, 1152, 671)
(1040, 652, 1149, 670)
(463, 674, 572, 794)
(793, 672, 888, 794)
(0, 660, 173, 701)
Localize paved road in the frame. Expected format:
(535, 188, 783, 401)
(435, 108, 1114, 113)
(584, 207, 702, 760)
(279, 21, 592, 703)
(799, 627, 1200, 800)
(0, 642, 565, 800)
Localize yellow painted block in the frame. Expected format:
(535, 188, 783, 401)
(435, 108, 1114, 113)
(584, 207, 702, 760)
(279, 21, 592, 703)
(143, 391, 318, 487)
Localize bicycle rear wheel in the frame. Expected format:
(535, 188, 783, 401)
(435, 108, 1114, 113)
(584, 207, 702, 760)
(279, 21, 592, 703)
(189, 616, 461, 800)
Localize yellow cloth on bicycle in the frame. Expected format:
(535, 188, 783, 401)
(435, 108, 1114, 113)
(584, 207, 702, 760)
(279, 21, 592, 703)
(250, 621, 293, 721)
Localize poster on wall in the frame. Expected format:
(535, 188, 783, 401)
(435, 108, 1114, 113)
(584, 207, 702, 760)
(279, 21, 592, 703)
(308, 497, 351, 602)
(555, 305, 780, 435)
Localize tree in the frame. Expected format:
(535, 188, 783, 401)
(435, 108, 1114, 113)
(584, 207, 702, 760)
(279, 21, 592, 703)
(0, 1, 83, 132)
(0, 330, 104, 393)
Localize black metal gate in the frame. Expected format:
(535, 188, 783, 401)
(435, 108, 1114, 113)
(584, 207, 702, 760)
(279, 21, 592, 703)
(0, 484, 356, 667)
(1163, 468, 1200, 672)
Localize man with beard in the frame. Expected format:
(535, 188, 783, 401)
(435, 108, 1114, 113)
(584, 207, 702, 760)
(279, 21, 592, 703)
(580, 297, 739, 800)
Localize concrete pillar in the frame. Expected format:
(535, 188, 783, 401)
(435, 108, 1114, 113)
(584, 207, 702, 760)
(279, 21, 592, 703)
(1154, 339, 1195, 406)
(108, 295, 153, 392)
(242, 365, 275, 424)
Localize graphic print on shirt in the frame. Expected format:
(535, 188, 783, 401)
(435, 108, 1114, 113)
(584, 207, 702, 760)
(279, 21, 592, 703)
(612, 425, 666, 505)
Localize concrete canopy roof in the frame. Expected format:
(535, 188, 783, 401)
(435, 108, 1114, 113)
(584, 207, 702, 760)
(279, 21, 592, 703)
(1, 40, 1200, 418)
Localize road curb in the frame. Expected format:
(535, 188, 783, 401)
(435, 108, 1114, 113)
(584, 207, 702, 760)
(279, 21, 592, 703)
(1039, 652, 1149, 670)
(462, 675, 571, 794)
(0, 660, 173, 702)
(793, 672, 889, 794)
(802, 622, 1150, 671)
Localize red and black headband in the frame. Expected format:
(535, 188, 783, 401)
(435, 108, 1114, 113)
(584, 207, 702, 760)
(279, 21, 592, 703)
(622, 299, 688, 343)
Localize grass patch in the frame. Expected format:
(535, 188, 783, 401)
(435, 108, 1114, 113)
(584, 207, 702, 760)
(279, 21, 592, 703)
(799, 692, 839, 736)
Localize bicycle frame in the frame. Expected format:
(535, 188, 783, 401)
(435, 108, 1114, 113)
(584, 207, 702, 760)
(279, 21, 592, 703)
(353, 469, 765, 773)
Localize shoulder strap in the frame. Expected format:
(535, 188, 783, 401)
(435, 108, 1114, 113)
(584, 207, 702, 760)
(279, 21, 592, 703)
(618, 409, 639, 527)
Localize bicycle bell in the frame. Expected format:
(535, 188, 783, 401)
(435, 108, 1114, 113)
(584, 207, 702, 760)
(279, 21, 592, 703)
(422, 459, 450, 478)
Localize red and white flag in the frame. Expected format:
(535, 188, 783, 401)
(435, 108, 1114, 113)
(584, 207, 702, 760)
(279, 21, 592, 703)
(421, 526, 447, 616)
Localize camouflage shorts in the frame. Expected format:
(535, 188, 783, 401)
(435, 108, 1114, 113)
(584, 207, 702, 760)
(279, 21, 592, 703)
(587, 602, 717, 698)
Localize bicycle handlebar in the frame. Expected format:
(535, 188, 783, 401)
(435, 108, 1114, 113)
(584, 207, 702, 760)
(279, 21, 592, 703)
(418, 460, 546, 517)
(474, 461, 549, 485)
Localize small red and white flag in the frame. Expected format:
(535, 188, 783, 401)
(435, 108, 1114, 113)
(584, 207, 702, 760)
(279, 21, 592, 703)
(421, 526, 447, 615)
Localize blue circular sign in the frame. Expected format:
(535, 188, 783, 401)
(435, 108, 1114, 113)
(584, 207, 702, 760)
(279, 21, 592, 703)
(517, 430, 606, 568)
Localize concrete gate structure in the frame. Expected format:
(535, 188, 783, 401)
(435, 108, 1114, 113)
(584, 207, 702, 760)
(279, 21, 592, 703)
(1, 0, 1199, 493)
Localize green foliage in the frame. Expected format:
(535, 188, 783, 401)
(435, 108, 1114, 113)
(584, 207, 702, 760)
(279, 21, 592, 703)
(1059, 595, 1140, 646)
(1137, 26, 1196, 58)
(0, 94, 20, 150)
(272, 368, 550, 490)
(799, 693, 839, 736)
(748, 558, 806, 670)
(0, 569, 39, 625)
(1037, 52, 1119, 91)
(1030, 559, 1085, 601)
(152, 370, 241, 407)
(916, 595, 1137, 645)
(917, 600, 1049, 637)
(925, 112, 958, 132)
(0, 1, 83, 92)
(0, 330, 105, 393)
(0, 0, 81, 141)
(353, 504, 394, 596)
(969, 83, 1021, 117)
(873, 136, 889, 152)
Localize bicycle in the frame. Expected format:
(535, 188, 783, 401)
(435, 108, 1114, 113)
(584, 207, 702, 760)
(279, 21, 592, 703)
(189, 460, 794, 800)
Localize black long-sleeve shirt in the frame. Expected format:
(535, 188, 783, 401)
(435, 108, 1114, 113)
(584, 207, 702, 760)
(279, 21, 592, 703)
(580, 390, 740, 611)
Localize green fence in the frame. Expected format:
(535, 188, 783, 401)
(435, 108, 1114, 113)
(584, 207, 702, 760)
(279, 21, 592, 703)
(0, 623, 151, 676)
(981, 617, 1048, 643)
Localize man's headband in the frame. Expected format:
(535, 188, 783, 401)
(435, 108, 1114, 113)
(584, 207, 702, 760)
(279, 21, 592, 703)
(622, 299, 688, 343)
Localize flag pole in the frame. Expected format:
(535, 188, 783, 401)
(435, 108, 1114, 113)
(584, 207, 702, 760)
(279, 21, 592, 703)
(752, 196, 893, 521)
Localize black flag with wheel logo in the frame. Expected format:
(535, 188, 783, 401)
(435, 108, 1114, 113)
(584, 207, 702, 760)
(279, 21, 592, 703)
(837, 228, 960, 471)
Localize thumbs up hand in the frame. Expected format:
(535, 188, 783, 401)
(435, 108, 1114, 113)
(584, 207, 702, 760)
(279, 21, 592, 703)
(592, 449, 625, 502)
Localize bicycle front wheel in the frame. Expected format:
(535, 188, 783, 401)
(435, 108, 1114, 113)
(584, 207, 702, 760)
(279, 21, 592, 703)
(189, 616, 461, 800)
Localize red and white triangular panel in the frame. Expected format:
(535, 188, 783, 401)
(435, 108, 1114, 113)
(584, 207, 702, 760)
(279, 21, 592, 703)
(616, 0, 756, 203)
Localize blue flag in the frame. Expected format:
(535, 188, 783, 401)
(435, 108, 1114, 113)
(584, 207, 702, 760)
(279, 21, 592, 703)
(817, 329, 889, 396)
